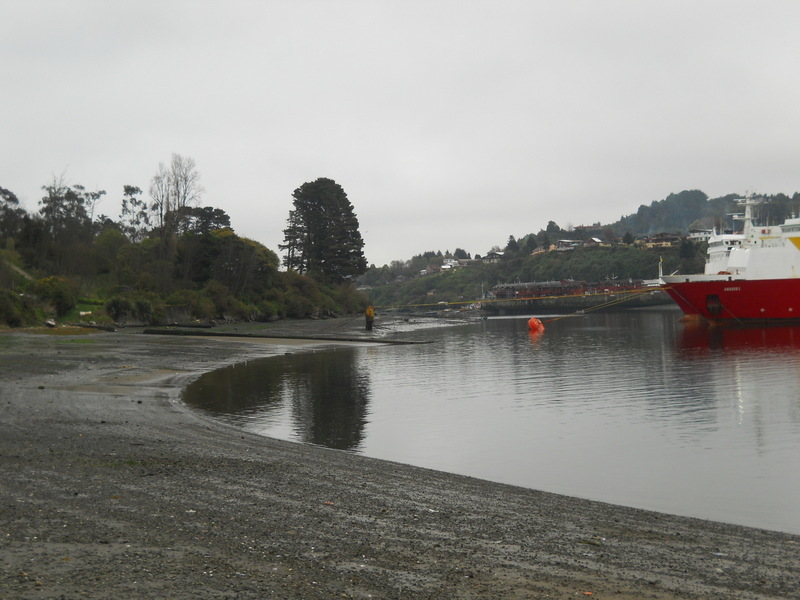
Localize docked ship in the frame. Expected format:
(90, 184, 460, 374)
(661, 195, 800, 323)
(482, 279, 669, 316)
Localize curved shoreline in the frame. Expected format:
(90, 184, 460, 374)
(1, 327, 799, 599)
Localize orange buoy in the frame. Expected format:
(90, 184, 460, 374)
(527, 317, 545, 333)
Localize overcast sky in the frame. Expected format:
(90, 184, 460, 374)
(4, 1, 800, 267)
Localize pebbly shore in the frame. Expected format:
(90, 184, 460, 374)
(1, 319, 799, 599)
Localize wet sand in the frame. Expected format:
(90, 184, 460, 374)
(1, 321, 799, 599)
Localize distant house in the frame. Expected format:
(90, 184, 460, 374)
(483, 250, 504, 263)
(555, 239, 582, 251)
(641, 233, 681, 248)
(441, 258, 460, 270)
(585, 237, 604, 247)
(688, 229, 713, 242)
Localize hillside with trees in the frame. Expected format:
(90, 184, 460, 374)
(1, 161, 368, 327)
(613, 189, 800, 235)
(360, 190, 800, 310)
(361, 244, 703, 310)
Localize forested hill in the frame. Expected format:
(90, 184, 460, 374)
(615, 189, 726, 234)
(361, 243, 704, 310)
(613, 189, 799, 235)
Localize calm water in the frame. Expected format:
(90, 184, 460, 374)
(184, 309, 800, 534)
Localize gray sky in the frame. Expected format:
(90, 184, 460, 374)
(4, 1, 800, 267)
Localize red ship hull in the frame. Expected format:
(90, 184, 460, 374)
(661, 277, 800, 322)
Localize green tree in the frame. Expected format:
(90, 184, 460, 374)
(181, 206, 231, 235)
(32, 275, 76, 317)
(119, 185, 151, 242)
(520, 235, 538, 254)
(280, 178, 367, 283)
(505, 235, 519, 255)
(0, 186, 25, 249)
(208, 229, 279, 297)
(0, 187, 19, 207)
(37, 177, 105, 274)
(538, 231, 551, 249)
(39, 177, 90, 237)
(173, 206, 234, 284)
(92, 228, 128, 275)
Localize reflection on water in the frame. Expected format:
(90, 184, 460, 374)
(184, 309, 800, 534)
(679, 320, 800, 352)
(187, 350, 370, 450)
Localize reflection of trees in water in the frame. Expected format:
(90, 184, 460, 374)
(184, 355, 290, 414)
(184, 348, 370, 451)
(285, 350, 370, 450)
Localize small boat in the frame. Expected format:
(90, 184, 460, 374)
(661, 195, 800, 323)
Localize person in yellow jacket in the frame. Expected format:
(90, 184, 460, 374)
(365, 305, 375, 331)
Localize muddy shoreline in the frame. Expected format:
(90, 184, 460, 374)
(1, 320, 799, 599)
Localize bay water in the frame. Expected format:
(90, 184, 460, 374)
(184, 308, 800, 534)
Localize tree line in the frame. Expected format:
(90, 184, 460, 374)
(5, 171, 797, 327)
(1, 157, 368, 327)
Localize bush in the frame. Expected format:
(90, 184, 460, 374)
(134, 299, 152, 323)
(106, 297, 133, 322)
(228, 299, 256, 321)
(0, 291, 22, 327)
(283, 289, 316, 318)
(165, 289, 214, 321)
(203, 281, 238, 319)
(256, 300, 281, 320)
(31, 276, 77, 317)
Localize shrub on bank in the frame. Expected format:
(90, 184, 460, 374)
(105, 297, 133, 322)
(0, 290, 42, 327)
(0, 290, 22, 327)
(30, 276, 77, 317)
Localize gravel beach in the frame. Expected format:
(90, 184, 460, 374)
(1, 320, 799, 599)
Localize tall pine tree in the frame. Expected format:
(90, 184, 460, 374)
(280, 178, 367, 283)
